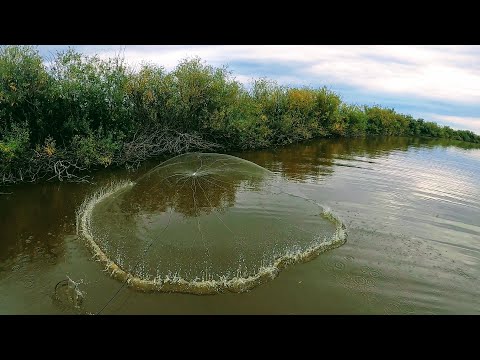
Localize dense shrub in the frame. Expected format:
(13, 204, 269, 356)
(1, 45, 479, 183)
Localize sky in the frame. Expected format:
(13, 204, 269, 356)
(36, 45, 480, 135)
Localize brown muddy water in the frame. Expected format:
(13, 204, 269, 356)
(0, 137, 479, 314)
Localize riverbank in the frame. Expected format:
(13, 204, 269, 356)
(2, 46, 479, 184)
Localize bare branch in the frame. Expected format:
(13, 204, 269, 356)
(1, 127, 221, 185)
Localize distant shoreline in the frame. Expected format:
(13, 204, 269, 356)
(1, 46, 479, 184)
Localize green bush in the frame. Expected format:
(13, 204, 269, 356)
(0, 122, 30, 162)
(72, 130, 122, 167)
(1, 45, 479, 183)
(340, 104, 368, 137)
(48, 49, 134, 141)
(0, 46, 50, 144)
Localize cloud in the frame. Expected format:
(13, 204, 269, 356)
(88, 45, 480, 104)
(425, 114, 480, 134)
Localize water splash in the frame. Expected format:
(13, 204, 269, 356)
(76, 153, 347, 295)
(54, 275, 85, 309)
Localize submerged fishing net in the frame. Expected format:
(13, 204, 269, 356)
(77, 153, 346, 294)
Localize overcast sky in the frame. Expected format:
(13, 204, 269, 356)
(36, 45, 480, 135)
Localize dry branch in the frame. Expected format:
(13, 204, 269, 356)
(0, 128, 221, 184)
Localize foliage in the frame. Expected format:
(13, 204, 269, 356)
(1, 45, 479, 183)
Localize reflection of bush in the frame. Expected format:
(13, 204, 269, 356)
(0, 183, 71, 263)
(235, 136, 477, 182)
(122, 174, 237, 217)
(120, 166, 266, 218)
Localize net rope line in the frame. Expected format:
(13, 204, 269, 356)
(79, 158, 346, 312)
(75, 153, 347, 314)
(96, 207, 174, 315)
(96, 155, 221, 314)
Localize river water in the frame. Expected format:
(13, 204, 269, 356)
(0, 137, 479, 314)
